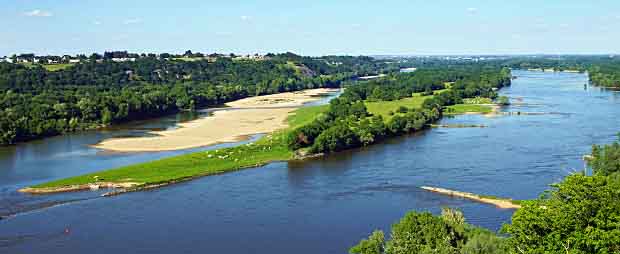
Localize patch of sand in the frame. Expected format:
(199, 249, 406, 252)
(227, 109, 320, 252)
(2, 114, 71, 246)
(92, 88, 339, 152)
(421, 186, 521, 209)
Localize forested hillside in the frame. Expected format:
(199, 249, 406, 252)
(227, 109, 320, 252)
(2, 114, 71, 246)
(0, 53, 384, 145)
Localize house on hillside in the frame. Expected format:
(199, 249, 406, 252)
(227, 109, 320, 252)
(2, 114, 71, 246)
(69, 59, 81, 64)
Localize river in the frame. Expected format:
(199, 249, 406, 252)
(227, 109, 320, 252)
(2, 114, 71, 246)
(1, 70, 618, 253)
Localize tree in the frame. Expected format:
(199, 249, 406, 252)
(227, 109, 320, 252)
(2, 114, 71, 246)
(503, 174, 620, 253)
(350, 231, 385, 254)
(101, 108, 113, 124)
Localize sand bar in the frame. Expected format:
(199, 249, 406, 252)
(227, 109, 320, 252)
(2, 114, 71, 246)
(421, 186, 521, 209)
(92, 88, 339, 152)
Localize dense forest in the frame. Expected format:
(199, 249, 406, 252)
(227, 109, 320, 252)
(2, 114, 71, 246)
(287, 65, 512, 154)
(0, 53, 388, 145)
(350, 139, 620, 254)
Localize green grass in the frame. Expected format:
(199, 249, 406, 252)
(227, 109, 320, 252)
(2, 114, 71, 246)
(462, 97, 493, 104)
(21, 63, 75, 71)
(32, 105, 328, 190)
(445, 104, 493, 114)
(286, 105, 329, 128)
(42, 63, 74, 71)
(365, 90, 447, 120)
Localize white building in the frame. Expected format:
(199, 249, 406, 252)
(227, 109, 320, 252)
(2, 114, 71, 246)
(111, 58, 136, 62)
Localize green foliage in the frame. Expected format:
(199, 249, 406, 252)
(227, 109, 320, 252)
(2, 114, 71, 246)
(496, 96, 510, 106)
(444, 104, 493, 114)
(503, 174, 620, 254)
(0, 54, 369, 145)
(351, 209, 507, 254)
(290, 65, 511, 154)
(310, 122, 360, 153)
(349, 230, 385, 254)
(588, 141, 620, 176)
(461, 230, 509, 254)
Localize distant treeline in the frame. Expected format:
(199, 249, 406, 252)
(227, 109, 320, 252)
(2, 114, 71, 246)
(0, 53, 391, 145)
(287, 65, 512, 154)
(501, 55, 620, 88)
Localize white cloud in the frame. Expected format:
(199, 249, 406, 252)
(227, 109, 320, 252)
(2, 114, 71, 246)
(93, 20, 102, 25)
(24, 10, 53, 17)
(123, 18, 142, 25)
(240, 15, 252, 21)
(466, 7, 478, 14)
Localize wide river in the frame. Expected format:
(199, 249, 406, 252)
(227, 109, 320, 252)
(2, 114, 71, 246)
(1, 70, 619, 253)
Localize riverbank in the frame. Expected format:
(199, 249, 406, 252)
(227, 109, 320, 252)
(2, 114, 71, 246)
(92, 88, 339, 152)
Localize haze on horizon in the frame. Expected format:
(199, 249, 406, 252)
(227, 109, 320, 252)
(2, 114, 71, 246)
(1, 0, 619, 56)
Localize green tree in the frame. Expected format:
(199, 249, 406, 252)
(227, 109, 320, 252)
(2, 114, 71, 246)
(350, 230, 385, 254)
(503, 174, 620, 253)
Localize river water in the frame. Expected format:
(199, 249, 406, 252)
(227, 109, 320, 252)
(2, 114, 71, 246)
(1, 70, 618, 253)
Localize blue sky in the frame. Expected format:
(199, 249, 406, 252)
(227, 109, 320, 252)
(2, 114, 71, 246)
(1, 0, 619, 56)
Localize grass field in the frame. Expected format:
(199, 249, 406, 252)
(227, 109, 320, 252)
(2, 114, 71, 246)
(42, 63, 75, 71)
(445, 104, 493, 114)
(365, 90, 448, 120)
(31, 105, 327, 190)
(22, 63, 75, 71)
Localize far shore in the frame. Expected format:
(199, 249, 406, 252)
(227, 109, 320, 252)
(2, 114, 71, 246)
(92, 88, 340, 152)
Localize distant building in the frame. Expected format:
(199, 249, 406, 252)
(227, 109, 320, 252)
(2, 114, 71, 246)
(69, 59, 81, 64)
(111, 58, 136, 62)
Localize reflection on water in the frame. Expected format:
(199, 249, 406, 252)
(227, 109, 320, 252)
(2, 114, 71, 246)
(1, 73, 620, 253)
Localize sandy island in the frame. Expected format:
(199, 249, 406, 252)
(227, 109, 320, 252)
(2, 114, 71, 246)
(92, 88, 339, 152)
(421, 186, 521, 209)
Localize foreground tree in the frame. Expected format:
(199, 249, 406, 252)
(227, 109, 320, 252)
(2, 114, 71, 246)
(504, 174, 620, 253)
(350, 208, 507, 254)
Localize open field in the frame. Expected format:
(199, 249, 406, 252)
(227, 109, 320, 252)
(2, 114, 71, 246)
(445, 104, 494, 114)
(22, 63, 75, 71)
(366, 94, 432, 119)
(365, 90, 448, 120)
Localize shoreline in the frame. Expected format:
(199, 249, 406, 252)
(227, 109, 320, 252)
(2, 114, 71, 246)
(92, 88, 339, 152)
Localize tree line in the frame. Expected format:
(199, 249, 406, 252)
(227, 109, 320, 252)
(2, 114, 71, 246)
(0, 53, 386, 145)
(287, 65, 512, 154)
